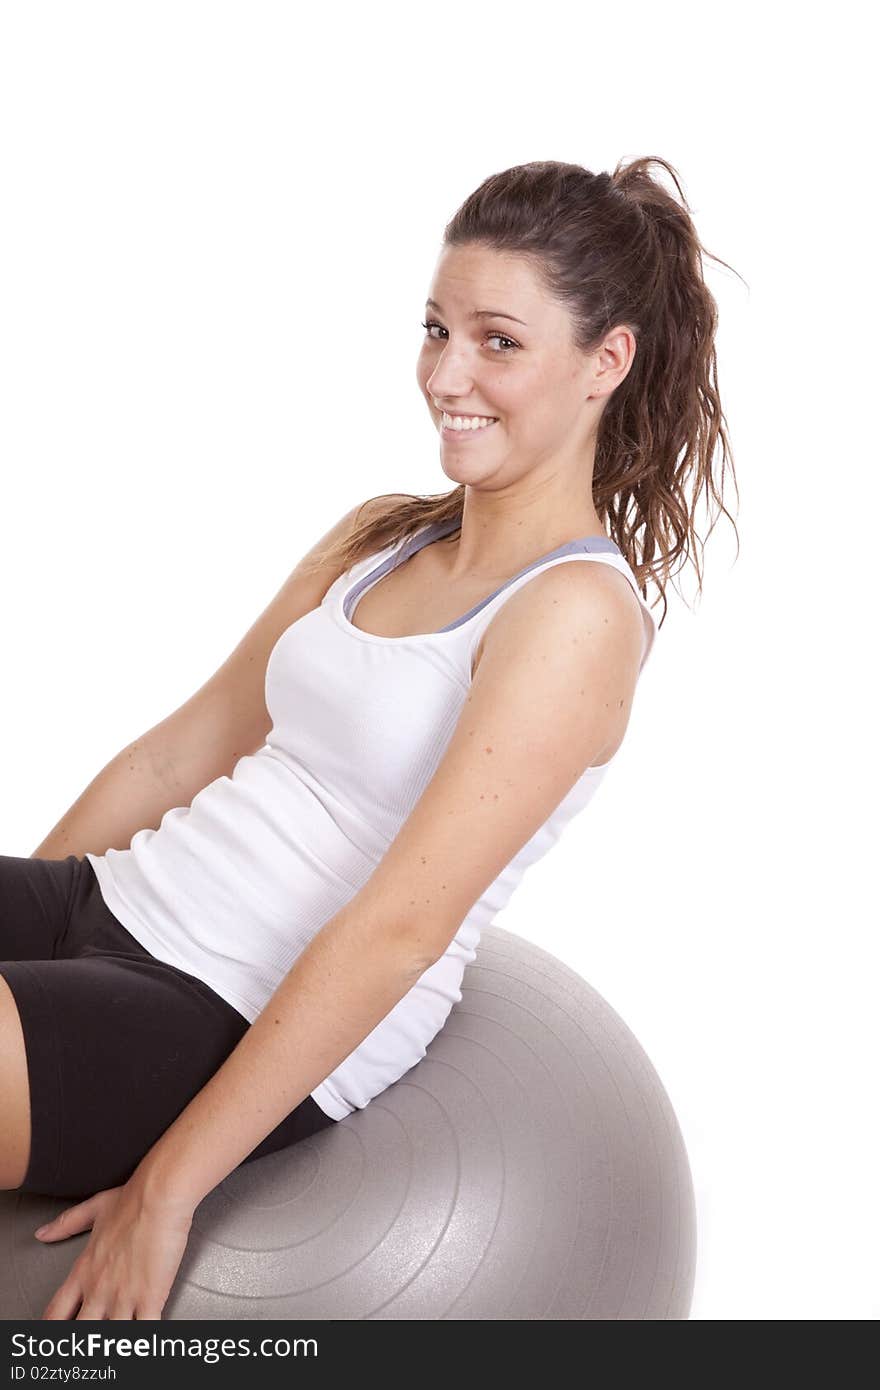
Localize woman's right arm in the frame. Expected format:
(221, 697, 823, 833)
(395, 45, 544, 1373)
(30, 498, 377, 860)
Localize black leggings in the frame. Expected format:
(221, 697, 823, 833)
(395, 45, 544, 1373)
(0, 853, 336, 1198)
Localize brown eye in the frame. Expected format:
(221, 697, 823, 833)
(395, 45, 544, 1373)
(486, 332, 519, 352)
(420, 320, 520, 353)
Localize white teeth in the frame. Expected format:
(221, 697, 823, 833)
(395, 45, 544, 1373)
(442, 412, 498, 431)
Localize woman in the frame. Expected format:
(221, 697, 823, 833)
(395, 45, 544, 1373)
(0, 155, 739, 1319)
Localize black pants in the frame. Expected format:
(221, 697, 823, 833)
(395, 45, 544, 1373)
(0, 853, 336, 1198)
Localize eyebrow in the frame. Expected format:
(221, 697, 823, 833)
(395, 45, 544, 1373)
(425, 297, 528, 327)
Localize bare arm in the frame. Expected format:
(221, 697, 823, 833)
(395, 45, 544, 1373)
(131, 559, 646, 1210)
(29, 723, 256, 862)
(137, 902, 431, 1207)
(30, 499, 380, 861)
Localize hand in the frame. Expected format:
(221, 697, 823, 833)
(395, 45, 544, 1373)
(34, 1176, 196, 1320)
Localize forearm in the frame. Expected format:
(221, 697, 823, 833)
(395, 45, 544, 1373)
(135, 908, 435, 1210)
(30, 741, 168, 859)
(30, 724, 236, 861)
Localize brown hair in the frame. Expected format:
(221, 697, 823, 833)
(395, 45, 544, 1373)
(305, 155, 742, 628)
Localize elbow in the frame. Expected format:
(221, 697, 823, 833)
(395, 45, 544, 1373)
(392, 926, 446, 975)
(352, 881, 456, 973)
(381, 912, 453, 975)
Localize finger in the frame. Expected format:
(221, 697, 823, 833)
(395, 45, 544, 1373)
(35, 1199, 98, 1242)
(136, 1303, 165, 1321)
(42, 1281, 84, 1321)
(76, 1295, 106, 1320)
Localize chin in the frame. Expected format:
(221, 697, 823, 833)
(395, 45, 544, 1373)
(437, 454, 497, 487)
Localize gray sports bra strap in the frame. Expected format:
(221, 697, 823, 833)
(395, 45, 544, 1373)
(435, 532, 623, 632)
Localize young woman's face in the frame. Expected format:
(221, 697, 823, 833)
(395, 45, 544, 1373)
(416, 243, 601, 490)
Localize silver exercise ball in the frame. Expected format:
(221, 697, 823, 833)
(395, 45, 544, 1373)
(2, 924, 697, 1319)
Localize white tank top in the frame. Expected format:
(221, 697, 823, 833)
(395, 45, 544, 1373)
(86, 515, 658, 1120)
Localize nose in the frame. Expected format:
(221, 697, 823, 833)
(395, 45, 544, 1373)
(424, 345, 477, 404)
(427, 367, 475, 408)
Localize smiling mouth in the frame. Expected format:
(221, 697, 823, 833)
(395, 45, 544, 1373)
(439, 413, 500, 435)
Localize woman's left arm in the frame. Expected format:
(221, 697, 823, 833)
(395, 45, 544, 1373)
(37, 911, 436, 1320)
(38, 559, 643, 1321)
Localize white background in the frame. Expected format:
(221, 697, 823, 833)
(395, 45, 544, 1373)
(1, 1, 876, 1320)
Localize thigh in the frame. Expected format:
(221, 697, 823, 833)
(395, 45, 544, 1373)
(0, 854, 80, 961)
(0, 972, 31, 1188)
(0, 947, 335, 1200)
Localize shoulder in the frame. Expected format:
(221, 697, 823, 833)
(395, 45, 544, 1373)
(299, 494, 412, 586)
(473, 556, 646, 681)
(354, 493, 416, 529)
(349, 557, 648, 964)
